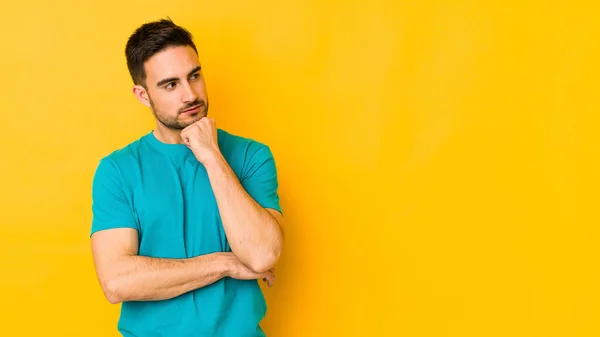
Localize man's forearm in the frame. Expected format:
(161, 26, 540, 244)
(102, 252, 229, 303)
(204, 151, 283, 273)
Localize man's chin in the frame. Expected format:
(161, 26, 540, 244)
(183, 115, 200, 125)
(176, 115, 201, 129)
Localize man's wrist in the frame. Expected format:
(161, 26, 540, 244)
(200, 148, 226, 169)
(189, 252, 233, 279)
(213, 252, 235, 278)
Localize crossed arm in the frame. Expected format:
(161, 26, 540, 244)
(90, 149, 283, 304)
(91, 228, 238, 303)
(204, 150, 284, 273)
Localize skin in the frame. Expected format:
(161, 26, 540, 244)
(133, 44, 209, 141)
(90, 45, 284, 304)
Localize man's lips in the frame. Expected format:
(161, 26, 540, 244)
(182, 105, 202, 114)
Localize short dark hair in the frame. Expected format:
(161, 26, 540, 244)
(125, 18, 198, 87)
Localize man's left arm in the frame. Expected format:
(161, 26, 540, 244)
(203, 150, 284, 273)
(180, 117, 284, 274)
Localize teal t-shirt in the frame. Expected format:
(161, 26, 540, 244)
(90, 128, 281, 337)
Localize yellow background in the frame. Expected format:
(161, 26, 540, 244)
(1, 0, 599, 336)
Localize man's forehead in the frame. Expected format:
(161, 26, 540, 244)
(144, 46, 199, 80)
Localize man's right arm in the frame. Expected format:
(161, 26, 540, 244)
(89, 158, 274, 304)
(91, 228, 274, 304)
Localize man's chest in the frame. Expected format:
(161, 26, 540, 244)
(129, 163, 229, 257)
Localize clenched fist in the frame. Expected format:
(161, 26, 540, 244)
(180, 117, 220, 164)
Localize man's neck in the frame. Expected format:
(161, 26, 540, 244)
(153, 125, 184, 144)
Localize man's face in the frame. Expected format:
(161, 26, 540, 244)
(140, 45, 208, 130)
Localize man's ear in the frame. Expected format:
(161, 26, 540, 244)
(132, 85, 151, 108)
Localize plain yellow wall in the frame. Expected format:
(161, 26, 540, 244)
(1, 0, 599, 336)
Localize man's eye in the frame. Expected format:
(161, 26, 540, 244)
(165, 82, 176, 89)
(190, 73, 199, 80)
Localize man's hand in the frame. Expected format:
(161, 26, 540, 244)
(181, 117, 220, 164)
(222, 252, 276, 287)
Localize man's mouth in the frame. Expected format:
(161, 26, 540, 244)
(182, 105, 202, 114)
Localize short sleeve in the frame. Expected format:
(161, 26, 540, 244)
(90, 157, 139, 236)
(241, 145, 282, 214)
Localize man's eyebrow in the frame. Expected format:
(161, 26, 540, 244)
(188, 65, 201, 76)
(156, 76, 178, 88)
(155, 66, 202, 88)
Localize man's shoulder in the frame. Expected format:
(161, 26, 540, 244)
(94, 133, 148, 177)
(217, 129, 276, 180)
(218, 128, 270, 155)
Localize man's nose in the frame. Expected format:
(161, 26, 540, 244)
(182, 82, 198, 103)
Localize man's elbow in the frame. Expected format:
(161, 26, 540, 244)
(248, 249, 281, 273)
(101, 277, 127, 304)
(246, 211, 284, 273)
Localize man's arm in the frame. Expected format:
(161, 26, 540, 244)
(203, 151, 284, 274)
(180, 118, 284, 274)
(91, 228, 274, 304)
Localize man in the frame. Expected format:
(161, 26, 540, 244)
(90, 18, 284, 337)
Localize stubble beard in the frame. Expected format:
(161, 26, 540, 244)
(150, 97, 209, 130)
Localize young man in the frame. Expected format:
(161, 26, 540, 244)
(90, 18, 284, 337)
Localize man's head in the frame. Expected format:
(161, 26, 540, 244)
(125, 18, 208, 130)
